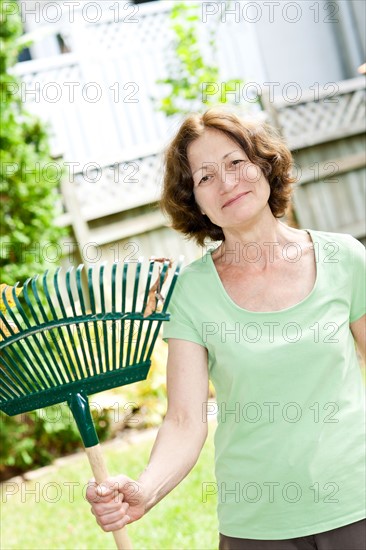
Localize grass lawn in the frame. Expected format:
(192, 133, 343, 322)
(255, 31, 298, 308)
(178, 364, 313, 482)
(0, 422, 219, 550)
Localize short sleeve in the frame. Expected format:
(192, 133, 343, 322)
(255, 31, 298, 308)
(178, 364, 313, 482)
(162, 276, 206, 347)
(349, 236, 366, 323)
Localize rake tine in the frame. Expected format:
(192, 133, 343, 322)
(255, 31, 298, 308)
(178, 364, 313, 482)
(145, 262, 170, 362)
(131, 258, 142, 314)
(1, 338, 42, 394)
(1, 284, 23, 335)
(121, 261, 127, 313)
(0, 346, 33, 397)
(0, 360, 23, 399)
(87, 266, 104, 375)
(31, 276, 68, 386)
(134, 258, 155, 364)
(3, 283, 48, 388)
(140, 258, 156, 314)
(1, 287, 43, 394)
(0, 311, 15, 340)
(0, 284, 21, 339)
(26, 276, 63, 386)
(3, 294, 44, 391)
(0, 377, 20, 400)
(43, 271, 74, 384)
(54, 268, 83, 381)
(158, 260, 170, 293)
(160, 255, 185, 315)
(0, 387, 18, 401)
(16, 278, 57, 388)
(111, 263, 117, 371)
(66, 267, 90, 379)
(99, 263, 110, 372)
(75, 266, 97, 377)
(119, 262, 128, 369)
(126, 258, 142, 367)
(137, 258, 161, 363)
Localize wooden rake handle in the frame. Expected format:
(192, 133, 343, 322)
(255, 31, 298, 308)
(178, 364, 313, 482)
(85, 445, 133, 550)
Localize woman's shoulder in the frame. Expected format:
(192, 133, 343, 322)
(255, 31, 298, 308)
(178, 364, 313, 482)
(309, 228, 363, 249)
(308, 227, 351, 241)
(308, 228, 365, 268)
(180, 248, 215, 273)
(174, 249, 213, 288)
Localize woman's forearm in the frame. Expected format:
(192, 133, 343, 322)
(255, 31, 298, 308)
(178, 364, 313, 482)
(137, 416, 208, 512)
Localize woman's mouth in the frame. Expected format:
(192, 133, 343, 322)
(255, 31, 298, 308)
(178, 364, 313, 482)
(222, 192, 250, 208)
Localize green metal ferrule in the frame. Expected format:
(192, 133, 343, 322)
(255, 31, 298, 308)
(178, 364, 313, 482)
(67, 391, 98, 448)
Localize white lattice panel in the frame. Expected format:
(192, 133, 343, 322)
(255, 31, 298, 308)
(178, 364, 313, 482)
(74, 153, 163, 219)
(81, 5, 173, 54)
(12, 56, 84, 158)
(266, 79, 366, 149)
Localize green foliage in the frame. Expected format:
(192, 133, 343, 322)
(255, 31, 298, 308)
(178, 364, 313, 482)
(0, 404, 111, 480)
(155, 1, 245, 116)
(0, 0, 67, 285)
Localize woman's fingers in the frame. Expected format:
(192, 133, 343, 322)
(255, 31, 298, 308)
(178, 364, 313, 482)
(90, 501, 127, 516)
(93, 502, 130, 530)
(97, 514, 131, 532)
(86, 475, 145, 529)
(86, 476, 135, 532)
(91, 497, 126, 517)
(86, 478, 125, 504)
(93, 502, 131, 532)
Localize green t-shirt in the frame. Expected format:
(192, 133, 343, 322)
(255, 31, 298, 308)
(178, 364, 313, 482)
(162, 228, 366, 539)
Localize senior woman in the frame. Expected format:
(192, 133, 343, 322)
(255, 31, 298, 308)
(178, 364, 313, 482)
(86, 109, 366, 550)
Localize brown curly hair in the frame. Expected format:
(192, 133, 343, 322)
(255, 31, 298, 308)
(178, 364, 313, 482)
(159, 108, 296, 247)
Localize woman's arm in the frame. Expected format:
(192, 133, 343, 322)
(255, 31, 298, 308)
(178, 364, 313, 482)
(350, 314, 366, 365)
(137, 338, 209, 511)
(86, 338, 209, 531)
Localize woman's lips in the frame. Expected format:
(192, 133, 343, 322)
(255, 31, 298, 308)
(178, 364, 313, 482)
(222, 191, 250, 208)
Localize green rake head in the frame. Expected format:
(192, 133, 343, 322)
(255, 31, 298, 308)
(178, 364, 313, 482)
(0, 257, 183, 446)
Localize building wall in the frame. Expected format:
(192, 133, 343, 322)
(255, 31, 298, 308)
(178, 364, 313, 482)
(350, 0, 366, 59)
(252, 0, 352, 90)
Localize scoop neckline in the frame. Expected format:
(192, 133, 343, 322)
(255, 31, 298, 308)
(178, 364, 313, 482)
(206, 228, 319, 315)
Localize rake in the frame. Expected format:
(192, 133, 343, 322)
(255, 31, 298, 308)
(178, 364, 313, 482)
(0, 256, 183, 550)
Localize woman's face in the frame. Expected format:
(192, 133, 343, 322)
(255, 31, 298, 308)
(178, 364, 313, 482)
(187, 128, 271, 229)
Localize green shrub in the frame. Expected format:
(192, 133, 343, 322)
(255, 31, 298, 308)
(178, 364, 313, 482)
(0, 0, 68, 285)
(0, 404, 111, 481)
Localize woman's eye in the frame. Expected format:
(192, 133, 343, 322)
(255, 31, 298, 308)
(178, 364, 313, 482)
(232, 159, 243, 166)
(199, 174, 212, 184)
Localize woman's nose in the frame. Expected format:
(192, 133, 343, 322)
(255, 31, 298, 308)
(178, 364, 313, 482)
(218, 165, 240, 191)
